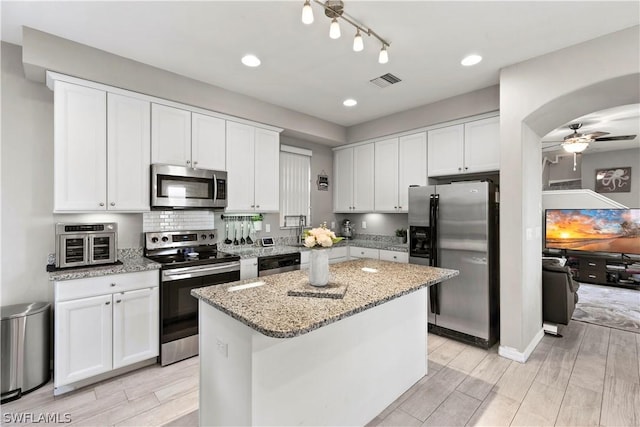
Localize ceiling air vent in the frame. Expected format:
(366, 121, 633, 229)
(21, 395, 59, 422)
(369, 73, 402, 88)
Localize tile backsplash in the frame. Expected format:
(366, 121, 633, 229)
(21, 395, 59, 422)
(143, 210, 215, 232)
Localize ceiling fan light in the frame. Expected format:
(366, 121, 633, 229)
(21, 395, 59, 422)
(562, 142, 589, 153)
(378, 45, 389, 64)
(301, 0, 314, 24)
(353, 29, 364, 52)
(329, 18, 341, 39)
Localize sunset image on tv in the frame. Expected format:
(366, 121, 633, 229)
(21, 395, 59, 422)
(545, 209, 640, 255)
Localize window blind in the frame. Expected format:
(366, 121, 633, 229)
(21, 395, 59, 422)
(279, 150, 311, 227)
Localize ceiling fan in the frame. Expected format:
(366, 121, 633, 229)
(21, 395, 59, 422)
(544, 123, 637, 153)
(543, 123, 637, 171)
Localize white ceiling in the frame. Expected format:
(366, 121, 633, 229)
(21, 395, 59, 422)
(2, 1, 639, 129)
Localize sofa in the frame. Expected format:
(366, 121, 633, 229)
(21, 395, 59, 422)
(542, 258, 580, 333)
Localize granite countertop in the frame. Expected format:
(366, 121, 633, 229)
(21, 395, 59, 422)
(48, 249, 160, 281)
(221, 239, 408, 259)
(192, 259, 458, 338)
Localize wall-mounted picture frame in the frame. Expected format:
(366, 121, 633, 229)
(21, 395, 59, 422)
(317, 172, 329, 191)
(595, 167, 631, 193)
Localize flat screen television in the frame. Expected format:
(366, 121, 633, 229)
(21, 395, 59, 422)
(545, 209, 640, 255)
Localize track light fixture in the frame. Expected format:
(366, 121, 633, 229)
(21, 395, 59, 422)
(301, 0, 390, 63)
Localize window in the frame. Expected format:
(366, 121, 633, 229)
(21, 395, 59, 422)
(279, 145, 311, 228)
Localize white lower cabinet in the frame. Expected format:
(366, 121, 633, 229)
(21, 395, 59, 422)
(54, 271, 158, 390)
(329, 247, 349, 264)
(348, 247, 408, 263)
(379, 250, 409, 263)
(349, 246, 379, 260)
(300, 251, 310, 270)
(240, 258, 258, 280)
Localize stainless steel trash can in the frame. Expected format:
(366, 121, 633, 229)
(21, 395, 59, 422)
(1, 302, 51, 403)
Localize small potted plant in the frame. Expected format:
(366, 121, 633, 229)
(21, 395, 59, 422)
(251, 214, 263, 231)
(395, 228, 407, 244)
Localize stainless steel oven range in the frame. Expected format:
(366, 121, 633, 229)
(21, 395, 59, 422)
(144, 229, 240, 366)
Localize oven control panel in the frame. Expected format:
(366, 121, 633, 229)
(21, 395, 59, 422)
(145, 229, 217, 250)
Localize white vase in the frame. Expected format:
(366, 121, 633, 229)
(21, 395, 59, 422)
(308, 249, 330, 287)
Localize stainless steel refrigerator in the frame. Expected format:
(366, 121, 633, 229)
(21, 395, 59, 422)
(408, 181, 499, 348)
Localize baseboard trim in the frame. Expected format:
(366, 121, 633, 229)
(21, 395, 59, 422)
(498, 328, 544, 363)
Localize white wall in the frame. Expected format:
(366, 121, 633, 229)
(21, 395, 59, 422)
(2, 42, 56, 305)
(582, 148, 640, 207)
(499, 25, 640, 358)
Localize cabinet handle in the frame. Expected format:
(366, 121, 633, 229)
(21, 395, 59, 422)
(253, 262, 257, 266)
(464, 166, 468, 170)
(186, 160, 191, 165)
(251, 205, 255, 208)
(256, 205, 260, 208)
(458, 167, 462, 171)
(588, 274, 596, 279)
(588, 262, 596, 267)
(99, 202, 105, 206)
(110, 202, 115, 207)
(394, 206, 397, 209)
(194, 161, 198, 166)
(105, 301, 111, 305)
(116, 299, 122, 303)
(398, 206, 402, 209)
(110, 283, 116, 287)
(393, 256, 397, 259)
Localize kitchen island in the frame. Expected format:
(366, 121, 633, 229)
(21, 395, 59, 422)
(192, 259, 458, 426)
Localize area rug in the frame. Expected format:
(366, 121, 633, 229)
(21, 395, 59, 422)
(572, 283, 640, 334)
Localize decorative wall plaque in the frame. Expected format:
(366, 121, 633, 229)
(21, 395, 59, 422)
(595, 167, 631, 193)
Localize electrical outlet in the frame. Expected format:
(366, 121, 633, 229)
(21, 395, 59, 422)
(361, 221, 367, 229)
(265, 224, 271, 233)
(216, 339, 228, 358)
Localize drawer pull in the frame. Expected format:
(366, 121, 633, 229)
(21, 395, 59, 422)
(393, 256, 397, 259)
(105, 301, 111, 305)
(111, 283, 116, 287)
(116, 299, 122, 303)
(588, 262, 596, 267)
(588, 274, 596, 279)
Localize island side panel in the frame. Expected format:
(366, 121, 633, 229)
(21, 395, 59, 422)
(251, 287, 428, 426)
(198, 300, 254, 427)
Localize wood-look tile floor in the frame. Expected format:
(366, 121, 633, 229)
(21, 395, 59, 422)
(2, 322, 639, 426)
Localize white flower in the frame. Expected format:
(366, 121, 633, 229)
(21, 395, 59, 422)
(303, 224, 344, 248)
(304, 235, 317, 248)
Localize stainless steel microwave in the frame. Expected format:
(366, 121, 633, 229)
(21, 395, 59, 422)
(151, 164, 227, 209)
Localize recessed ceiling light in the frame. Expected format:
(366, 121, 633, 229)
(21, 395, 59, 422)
(241, 54, 261, 67)
(343, 99, 357, 107)
(461, 54, 482, 66)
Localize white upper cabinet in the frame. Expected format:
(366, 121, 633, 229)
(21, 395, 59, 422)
(151, 103, 192, 167)
(226, 121, 280, 212)
(254, 128, 280, 212)
(398, 132, 428, 211)
(374, 132, 427, 212)
(428, 115, 499, 177)
(427, 124, 465, 177)
(334, 147, 354, 213)
(463, 116, 500, 173)
(107, 93, 151, 211)
(334, 144, 374, 213)
(151, 105, 226, 171)
(191, 113, 226, 171)
(54, 81, 107, 211)
(374, 138, 399, 212)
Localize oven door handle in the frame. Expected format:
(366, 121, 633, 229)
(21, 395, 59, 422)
(162, 261, 241, 281)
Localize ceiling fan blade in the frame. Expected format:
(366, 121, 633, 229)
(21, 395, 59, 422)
(582, 131, 608, 139)
(594, 134, 637, 141)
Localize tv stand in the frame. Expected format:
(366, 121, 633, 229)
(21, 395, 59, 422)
(561, 253, 639, 290)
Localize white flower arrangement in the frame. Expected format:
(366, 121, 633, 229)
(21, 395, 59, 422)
(303, 223, 344, 248)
